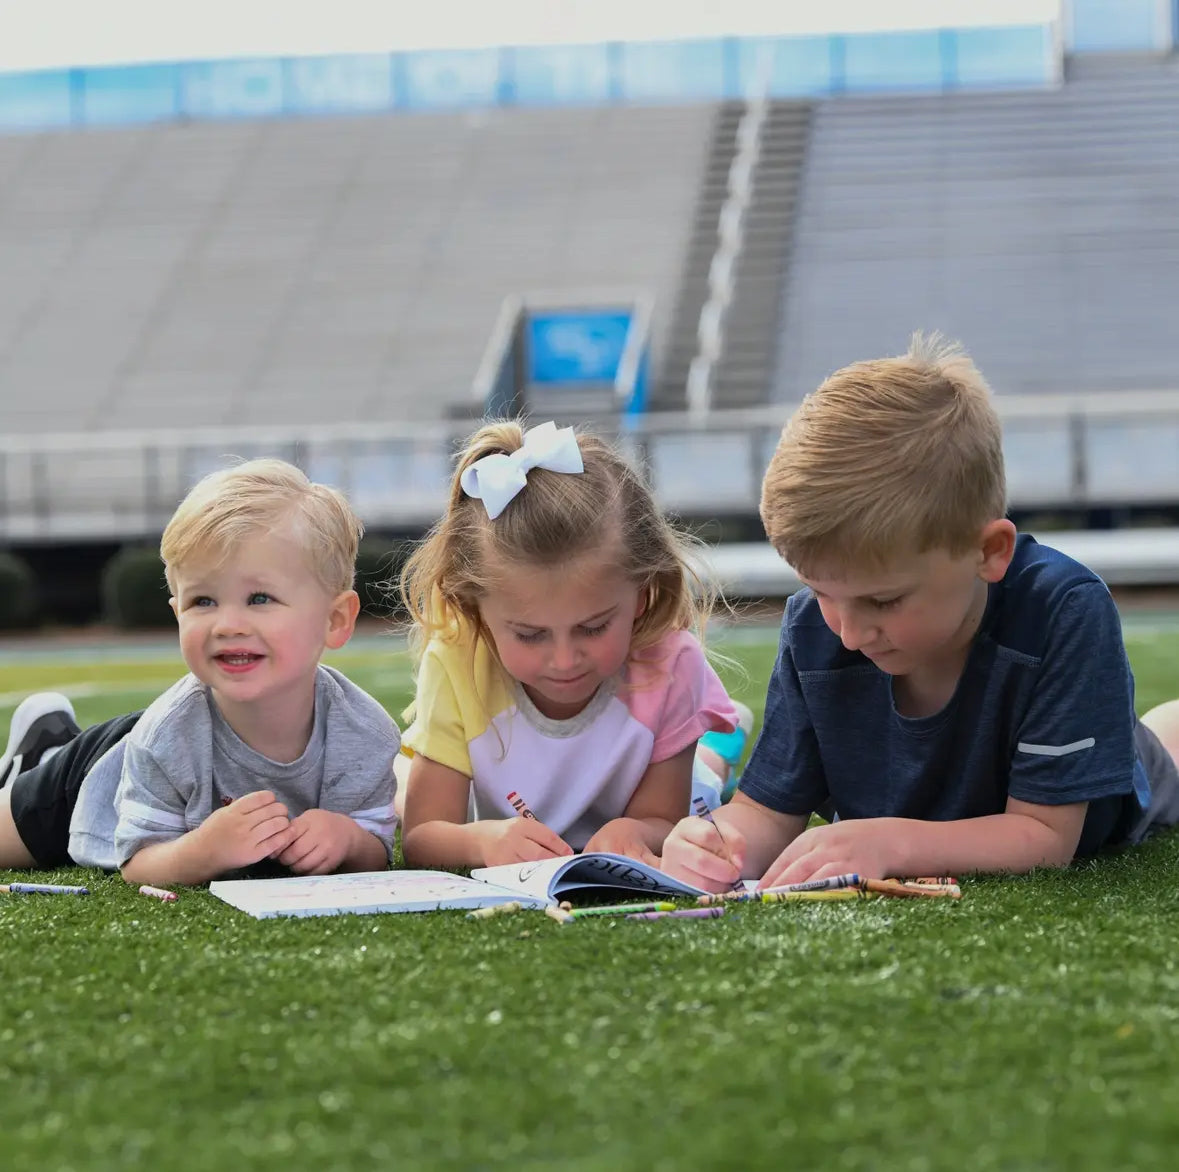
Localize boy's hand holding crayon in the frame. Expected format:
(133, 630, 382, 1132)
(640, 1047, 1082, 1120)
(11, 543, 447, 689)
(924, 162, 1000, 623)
(661, 814, 747, 892)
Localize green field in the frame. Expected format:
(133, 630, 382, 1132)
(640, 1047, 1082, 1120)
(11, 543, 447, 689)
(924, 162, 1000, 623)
(2, 625, 1178, 1171)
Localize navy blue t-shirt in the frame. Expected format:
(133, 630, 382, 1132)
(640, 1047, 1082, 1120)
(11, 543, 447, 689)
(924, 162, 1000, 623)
(738, 535, 1154, 854)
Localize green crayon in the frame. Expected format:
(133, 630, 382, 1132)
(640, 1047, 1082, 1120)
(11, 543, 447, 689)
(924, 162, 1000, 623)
(568, 901, 676, 919)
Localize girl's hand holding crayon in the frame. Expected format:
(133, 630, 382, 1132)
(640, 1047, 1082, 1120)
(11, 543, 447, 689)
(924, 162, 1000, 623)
(661, 814, 747, 893)
(481, 816, 574, 866)
(582, 817, 662, 869)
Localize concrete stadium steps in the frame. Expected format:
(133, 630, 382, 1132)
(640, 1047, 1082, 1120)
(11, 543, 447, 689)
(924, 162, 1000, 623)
(710, 101, 809, 409)
(0, 105, 713, 434)
(653, 100, 811, 412)
(772, 63, 1179, 403)
(651, 101, 743, 413)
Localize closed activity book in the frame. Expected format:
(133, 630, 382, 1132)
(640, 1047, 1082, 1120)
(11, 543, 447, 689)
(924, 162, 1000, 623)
(208, 870, 549, 920)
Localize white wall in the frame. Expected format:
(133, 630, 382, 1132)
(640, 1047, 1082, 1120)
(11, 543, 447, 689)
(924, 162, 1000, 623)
(0, 0, 1061, 72)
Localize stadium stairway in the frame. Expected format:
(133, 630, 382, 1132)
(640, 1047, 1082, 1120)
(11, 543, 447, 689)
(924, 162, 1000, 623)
(709, 101, 810, 409)
(651, 101, 742, 412)
(653, 100, 811, 411)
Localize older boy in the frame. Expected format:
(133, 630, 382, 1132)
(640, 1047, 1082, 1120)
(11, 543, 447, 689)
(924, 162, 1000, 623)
(0, 459, 399, 886)
(663, 334, 1179, 891)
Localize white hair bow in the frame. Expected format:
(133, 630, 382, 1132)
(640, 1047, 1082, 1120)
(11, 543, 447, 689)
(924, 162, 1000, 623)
(460, 421, 584, 520)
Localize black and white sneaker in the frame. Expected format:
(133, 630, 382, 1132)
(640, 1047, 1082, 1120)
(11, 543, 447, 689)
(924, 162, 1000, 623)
(0, 692, 81, 788)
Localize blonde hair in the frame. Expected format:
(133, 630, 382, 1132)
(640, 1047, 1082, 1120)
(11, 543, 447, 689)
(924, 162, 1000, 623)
(400, 420, 710, 661)
(761, 333, 1007, 576)
(161, 458, 363, 595)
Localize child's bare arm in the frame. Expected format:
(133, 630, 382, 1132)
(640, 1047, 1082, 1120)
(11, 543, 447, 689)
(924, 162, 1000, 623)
(759, 797, 1087, 887)
(120, 790, 295, 886)
(401, 754, 572, 868)
(583, 744, 696, 865)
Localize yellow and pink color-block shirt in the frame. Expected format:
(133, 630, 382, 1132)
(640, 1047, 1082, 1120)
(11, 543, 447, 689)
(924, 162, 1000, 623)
(402, 628, 737, 849)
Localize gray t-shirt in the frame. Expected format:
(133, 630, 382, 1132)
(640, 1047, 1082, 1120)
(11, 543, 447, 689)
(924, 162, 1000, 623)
(68, 664, 399, 870)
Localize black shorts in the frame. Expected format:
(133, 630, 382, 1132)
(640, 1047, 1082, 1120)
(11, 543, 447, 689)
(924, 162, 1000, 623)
(9, 712, 142, 867)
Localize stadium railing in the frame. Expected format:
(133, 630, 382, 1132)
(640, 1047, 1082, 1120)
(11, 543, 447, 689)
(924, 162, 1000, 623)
(4, 389, 1179, 548)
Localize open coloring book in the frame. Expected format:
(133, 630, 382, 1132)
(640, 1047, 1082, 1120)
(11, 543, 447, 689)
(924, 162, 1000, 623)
(210, 854, 748, 919)
(471, 853, 755, 902)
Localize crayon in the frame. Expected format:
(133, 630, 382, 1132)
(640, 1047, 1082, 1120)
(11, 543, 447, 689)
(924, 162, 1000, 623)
(697, 889, 761, 906)
(761, 888, 872, 903)
(699, 872, 867, 904)
(568, 902, 676, 919)
(544, 905, 574, 925)
(506, 791, 537, 820)
(0, 882, 90, 895)
(860, 878, 961, 899)
(625, 907, 725, 921)
(465, 901, 524, 919)
(769, 873, 862, 894)
(138, 885, 178, 902)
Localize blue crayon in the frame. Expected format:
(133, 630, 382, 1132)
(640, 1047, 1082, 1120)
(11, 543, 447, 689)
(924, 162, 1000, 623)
(760, 873, 861, 896)
(2, 882, 90, 895)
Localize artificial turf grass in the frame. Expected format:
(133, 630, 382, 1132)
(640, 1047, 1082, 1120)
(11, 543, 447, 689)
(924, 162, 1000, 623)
(4, 832, 1179, 1172)
(3, 628, 1179, 1171)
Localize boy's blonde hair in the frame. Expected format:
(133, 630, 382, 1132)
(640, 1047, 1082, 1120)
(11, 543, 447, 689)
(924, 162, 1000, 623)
(161, 458, 363, 596)
(761, 333, 1007, 576)
(400, 420, 709, 660)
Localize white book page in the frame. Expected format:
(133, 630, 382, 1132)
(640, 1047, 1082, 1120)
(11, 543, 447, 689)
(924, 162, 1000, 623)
(209, 870, 543, 919)
(471, 853, 717, 901)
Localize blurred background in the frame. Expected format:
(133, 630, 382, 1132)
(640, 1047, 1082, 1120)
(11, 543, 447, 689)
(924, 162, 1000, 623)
(0, 0, 1176, 629)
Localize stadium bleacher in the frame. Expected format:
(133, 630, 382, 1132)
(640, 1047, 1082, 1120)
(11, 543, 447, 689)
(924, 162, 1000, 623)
(0, 105, 711, 434)
(0, 9, 1177, 607)
(773, 60, 1179, 404)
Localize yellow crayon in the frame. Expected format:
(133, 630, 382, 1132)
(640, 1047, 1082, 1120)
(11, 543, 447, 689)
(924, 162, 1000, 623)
(761, 888, 872, 904)
(544, 905, 574, 925)
(466, 901, 524, 919)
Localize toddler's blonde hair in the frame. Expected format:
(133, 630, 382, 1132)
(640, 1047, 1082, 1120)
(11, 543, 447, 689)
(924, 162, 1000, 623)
(161, 458, 363, 596)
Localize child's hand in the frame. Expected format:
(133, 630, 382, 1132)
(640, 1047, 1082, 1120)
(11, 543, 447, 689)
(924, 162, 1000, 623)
(275, 809, 360, 875)
(759, 821, 894, 888)
(198, 790, 294, 872)
(482, 817, 574, 866)
(582, 818, 661, 869)
(660, 815, 745, 892)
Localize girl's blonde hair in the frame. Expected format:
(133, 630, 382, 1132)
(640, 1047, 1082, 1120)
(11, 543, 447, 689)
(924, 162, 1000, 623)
(760, 333, 1007, 576)
(161, 458, 363, 596)
(400, 420, 710, 660)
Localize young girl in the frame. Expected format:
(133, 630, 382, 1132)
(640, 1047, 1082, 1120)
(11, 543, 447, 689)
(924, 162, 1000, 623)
(397, 419, 750, 870)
